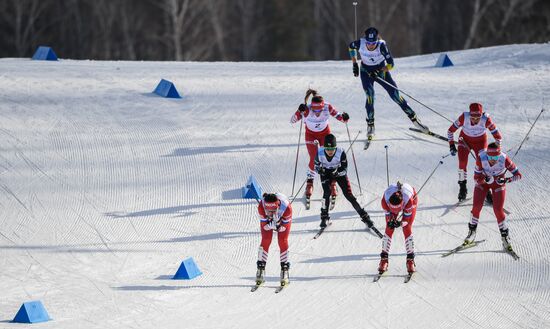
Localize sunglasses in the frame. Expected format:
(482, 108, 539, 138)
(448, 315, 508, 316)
(487, 155, 499, 161)
(366, 41, 377, 45)
(325, 147, 336, 151)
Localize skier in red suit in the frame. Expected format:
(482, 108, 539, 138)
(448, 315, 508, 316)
(378, 182, 418, 275)
(255, 193, 292, 286)
(448, 103, 502, 202)
(291, 89, 348, 199)
(464, 142, 522, 251)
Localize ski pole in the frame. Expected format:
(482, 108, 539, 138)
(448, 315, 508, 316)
(352, 2, 358, 40)
(372, 75, 453, 123)
(502, 108, 545, 177)
(394, 158, 444, 223)
(384, 145, 390, 187)
(510, 108, 544, 161)
(346, 130, 362, 153)
(291, 121, 303, 197)
(346, 123, 362, 195)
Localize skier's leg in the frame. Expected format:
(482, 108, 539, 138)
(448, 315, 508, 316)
(304, 134, 318, 196)
(258, 222, 273, 264)
(360, 69, 376, 128)
(466, 183, 487, 243)
(379, 72, 416, 120)
(277, 222, 291, 265)
(319, 176, 332, 227)
(491, 185, 511, 249)
(402, 209, 416, 272)
(457, 135, 470, 200)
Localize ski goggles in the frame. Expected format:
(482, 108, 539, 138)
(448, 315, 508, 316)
(366, 41, 377, 45)
(486, 155, 500, 161)
(324, 147, 336, 151)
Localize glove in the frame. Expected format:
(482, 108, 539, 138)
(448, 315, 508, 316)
(388, 220, 401, 229)
(341, 112, 350, 122)
(277, 225, 287, 232)
(337, 169, 347, 177)
(316, 166, 325, 176)
(485, 176, 494, 184)
(298, 103, 307, 112)
(353, 63, 359, 77)
(497, 177, 506, 185)
(263, 221, 276, 231)
(327, 168, 338, 177)
(449, 143, 457, 156)
(495, 139, 501, 146)
(508, 171, 521, 182)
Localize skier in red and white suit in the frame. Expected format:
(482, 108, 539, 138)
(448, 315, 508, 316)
(464, 143, 522, 250)
(447, 103, 502, 202)
(256, 193, 292, 282)
(291, 89, 348, 198)
(378, 182, 418, 275)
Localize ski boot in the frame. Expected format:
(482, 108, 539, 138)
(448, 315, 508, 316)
(280, 262, 290, 286)
(367, 119, 375, 141)
(255, 261, 266, 285)
(378, 252, 389, 274)
(359, 209, 374, 228)
(320, 208, 331, 228)
(500, 229, 512, 251)
(458, 180, 467, 202)
(410, 114, 429, 132)
(406, 254, 416, 274)
(463, 223, 477, 245)
(485, 190, 493, 205)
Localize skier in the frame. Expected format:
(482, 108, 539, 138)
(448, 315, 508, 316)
(291, 89, 349, 204)
(255, 192, 293, 288)
(464, 142, 522, 252)
(378, 181, 417, 275)
(314, 134, 375, 230)
(447, 103, 502, 202)
(348, 26, 428, 141)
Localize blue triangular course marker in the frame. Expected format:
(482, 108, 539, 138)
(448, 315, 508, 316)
(153, 79, 182, 98)
(435, 53, 453, 67)
(12, 300, 51, 323)
(31, 46, 58, 61)
(173, 257, 203, 280)
(242, 175, 263, 201)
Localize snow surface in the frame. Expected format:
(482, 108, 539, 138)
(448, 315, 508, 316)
(0, 43, 549, 329)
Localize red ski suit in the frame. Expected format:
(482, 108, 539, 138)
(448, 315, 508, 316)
(471, 150, 521, 229)
(291, 103, 346, 177)
(448, 112, 502, 177)
(257, 194, 293, 264)
(380, 183, 418, 255)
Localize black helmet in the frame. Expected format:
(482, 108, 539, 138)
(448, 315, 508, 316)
(324, 134, 337, 148)
(365, 27, 378, 42)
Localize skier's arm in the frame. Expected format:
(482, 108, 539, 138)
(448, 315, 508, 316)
(473, 157, 486, 184)
(314, 152, 323, 175)
(379, 42, 394, 71)
(280, 204, 292, 223)
(485, 116, 502, 144)
(258, 203, 269, 223)
(381, 198, 397, 221)
(328, 104, 348, 122)
(348, 40, 360, 63)
(290, 105, 307, 124)
(505, 157, 522, 182)
(447, 114, 464, 144)
(337, 151, 348, 176)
